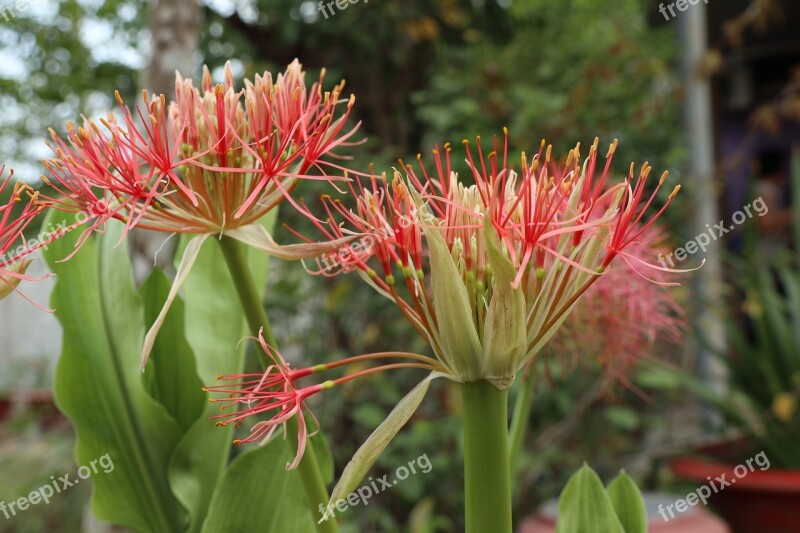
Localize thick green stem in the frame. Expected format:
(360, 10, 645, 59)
(508, 367, 537, 480)
(461, 380, 513, 533)
(217, 235, 276, 347)
(218, 235, 338, 533)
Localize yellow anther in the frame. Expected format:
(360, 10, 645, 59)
(607, 139, 619, 158)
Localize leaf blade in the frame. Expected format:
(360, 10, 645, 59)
(555, 464, 624, 533)
(328, 373, 442, 510)
(200, 439, 315, 533)
(44, 216, 186, 533)
(607, 470, 647, 533)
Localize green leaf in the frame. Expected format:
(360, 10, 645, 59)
(603, 406, 640, 431)
(0, 258, 32, 300)
(141, 234, 210, 368)
(607, 470, 647, 533)
(200, 439, 315, 533)
(422, 222, 483, 380)
(310, 432, 335, 485)
(168, 211, 279, 533)
(329, 373, 441, 508)
(225, 222, 359, 260)
(482, 217, 526, 387)
(141, 269, 206, 432)
(781, 267, 800, 362)
(635, 363, 751, 425)
(43, 215, 187, 533)
(408, 497, 439, 533)
(555, 464, 624, 533)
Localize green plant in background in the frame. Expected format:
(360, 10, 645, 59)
(793, 147, 800, 248)
(2, 0, 684, 210)
(719, 260, 800, 468)
(0, 416, 89, 533)
(0, 0, 145, 176)
(413, 0, 683, 174)
(644, 256, 800, 470)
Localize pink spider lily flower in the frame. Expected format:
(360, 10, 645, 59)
(41, 59, 360, 237)
(547, 223, 686, 387)
(0, 167, 62, 301)
(285, 133, 690, 509)
(38, 60, 363, 366)
(204, 330, 443, 469)
(306, 133, 684, 387)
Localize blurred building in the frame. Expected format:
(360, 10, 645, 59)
(707, 0, 800, 231)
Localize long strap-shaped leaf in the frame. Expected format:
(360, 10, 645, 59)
(200, 438, 315, 532)
(44, 215, 187, 533)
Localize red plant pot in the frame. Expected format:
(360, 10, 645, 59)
(669, 442, 800, 533)
(519, 493, 729, 533)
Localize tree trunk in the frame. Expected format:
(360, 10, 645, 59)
(146, 0, 200, 97)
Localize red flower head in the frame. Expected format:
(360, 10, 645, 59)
(0, 167, 53, 300)
(205, 333, 323, 469)
(205, 330, 440, 469)
(40, 60, 361, 240)
(549, 221, 686, 384)
(302, 132, 687, 387)
(38, 61, 364, 366)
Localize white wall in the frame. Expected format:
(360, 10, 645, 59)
(0, 252, 62, 390)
